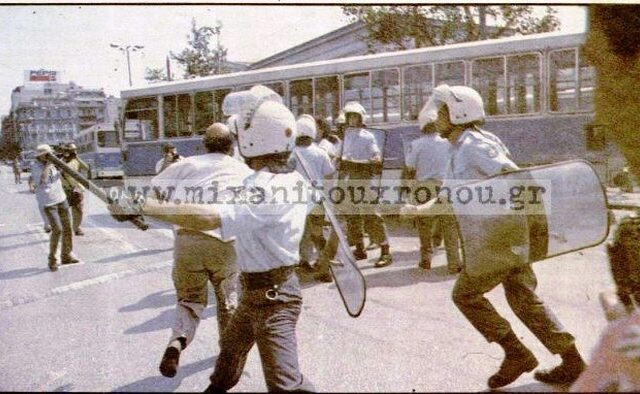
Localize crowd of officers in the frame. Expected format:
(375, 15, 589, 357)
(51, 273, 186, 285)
(23, 80, 639, 391)
(105, 83, 604, 392)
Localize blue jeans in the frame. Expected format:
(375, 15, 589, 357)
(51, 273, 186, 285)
(43, 200, 73, 261)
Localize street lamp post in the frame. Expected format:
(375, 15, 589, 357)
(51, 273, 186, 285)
(110, 43, 144, 87)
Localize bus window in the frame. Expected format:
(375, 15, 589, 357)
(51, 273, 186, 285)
(195, 91, 214, 134)
(289, 79, 313, 117)
(265, 82, 285, 97)
(177, 94, 193, 137)
(549, 49, 577, 112)
(124, 97, 158, 141)
(578, 48, 595, 112)
(506, 53, 541, 114)
(314, 76, 340, 124)
(472, 57, 506, 116)
(194, 89, 230, 135)
(97, 130, 120, 148)
(434, 61, 465, 87)
(403, 64, 433, 121)
(343, 72, 371, 123)
(371, 68, 400, 124)
(163, 95, 178, 138)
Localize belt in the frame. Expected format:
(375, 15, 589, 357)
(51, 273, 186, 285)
(241, 266, 295, 290)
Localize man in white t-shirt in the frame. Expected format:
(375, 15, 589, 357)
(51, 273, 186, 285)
(152, 123, 252, 378)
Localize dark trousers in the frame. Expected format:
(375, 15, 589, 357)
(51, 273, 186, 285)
(416, 215, 460, 268)
(346, 212, 389, 247)
(64, 188, 84, 232)
(43, 200, 73, 261)
(209, 272, 314, 392)
(452, 264, 575, 354)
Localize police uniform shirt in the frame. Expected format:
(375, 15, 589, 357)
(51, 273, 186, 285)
(404, 133, 451, 182)
(217, 169, 314, 273)
(151, 152, 253, 239)
(341, 128, 380, 161)
(31, 160, 67, 207)
(318, 139, 337, 158)
(477, 129, 512, 159)
(445, 128, 518, 183)
(292, 144, 335, 185)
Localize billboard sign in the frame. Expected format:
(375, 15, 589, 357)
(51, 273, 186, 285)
(25, 69, 59, 83)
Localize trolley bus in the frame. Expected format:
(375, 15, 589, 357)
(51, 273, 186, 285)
(119, 31, 620, 180)
(75, 123, 124, 179)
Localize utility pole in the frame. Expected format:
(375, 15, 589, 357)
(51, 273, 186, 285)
(110, 43, 144, 86)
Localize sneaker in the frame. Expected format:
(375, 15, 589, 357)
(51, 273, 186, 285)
(159, 346, 181, 378)
(488, 350, 539, 389)
(313, 271, 333, 283)
(61, 255, 80, 265)
(353, 249, 367, 260)
(533, 359, 586, 386)
(418, 258, 431, 270)
(374, 254, 393, 268)
(75, 228, 84, 236)
(48, 259, 58, 272)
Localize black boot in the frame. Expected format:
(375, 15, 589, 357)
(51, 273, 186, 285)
(353, 242, 367, 260)
(488, 331, 539, 389)
(534, 345, 586, 385)
(159, 338, 186, 378)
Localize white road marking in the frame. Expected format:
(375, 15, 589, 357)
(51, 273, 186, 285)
(0, 259, 172, 311)
(83, 216, 144, 253)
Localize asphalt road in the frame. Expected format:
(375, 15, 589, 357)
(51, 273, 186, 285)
(0, 164, 634, 392)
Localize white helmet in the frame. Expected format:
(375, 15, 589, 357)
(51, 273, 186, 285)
(222, 84, 283, 122)
(433, 84, 485, 125)
(342, 101, 367, 123)
(296, 114, 316, 139)
(35, 144, 53, 157)
(418, 97, 439, 130)
(238, 100, 297, 158)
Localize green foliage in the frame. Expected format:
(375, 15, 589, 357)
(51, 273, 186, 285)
(143, 67, 168, 84)
(342, 5, 561, 51)
(170, 18, 228, 79)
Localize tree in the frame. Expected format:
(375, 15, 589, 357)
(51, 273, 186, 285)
(170, 18, 228, 79)
(342, 5, 561, 51)
(144, 67, 168, 84)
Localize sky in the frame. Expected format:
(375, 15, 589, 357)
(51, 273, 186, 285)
(0, 5, 588, 115)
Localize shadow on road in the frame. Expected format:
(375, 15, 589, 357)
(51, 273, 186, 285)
(112, 356, 219, 392)
(124, 305, 217, 335)
(93, 248, 173, 264)
(0, 239, 47, 252)
(363, 265, 458, 289)
(119, 289, 175, 312)
(0, 230, 40, 240)
(0, 267, 50, 280)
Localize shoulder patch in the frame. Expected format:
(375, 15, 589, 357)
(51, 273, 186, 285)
(477, 142, 499, 159)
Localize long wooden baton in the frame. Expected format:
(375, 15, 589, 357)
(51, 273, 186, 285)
(43, 152, 149, 231)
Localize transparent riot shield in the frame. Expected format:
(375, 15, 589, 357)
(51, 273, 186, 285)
(293, 151, 366, 317)
(450, 160, 609, 278)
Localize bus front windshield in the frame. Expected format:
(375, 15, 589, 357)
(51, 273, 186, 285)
(97, 130, 120, 148)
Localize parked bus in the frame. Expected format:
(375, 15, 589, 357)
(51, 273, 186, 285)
(119, 31, 620, 180)
(75, 123, 124, 179)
